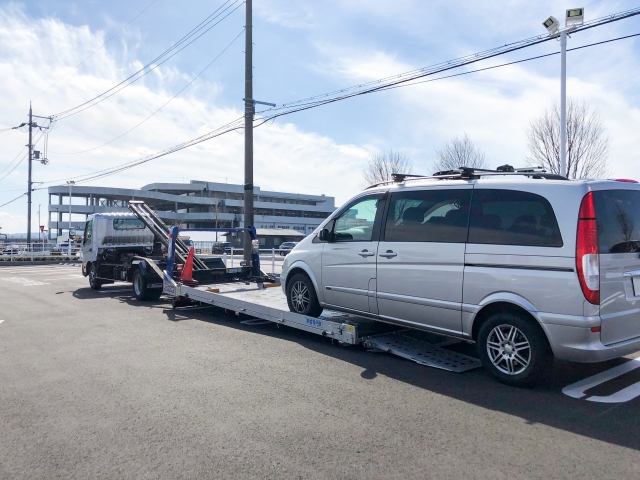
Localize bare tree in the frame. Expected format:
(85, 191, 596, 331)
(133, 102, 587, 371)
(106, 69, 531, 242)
(362, 150, 412, 186)
(526, 99, 610, 179)
(432, 133, 488, 172)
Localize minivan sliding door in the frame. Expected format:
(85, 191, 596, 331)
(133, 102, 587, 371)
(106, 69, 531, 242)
(376, 188, 472, 334)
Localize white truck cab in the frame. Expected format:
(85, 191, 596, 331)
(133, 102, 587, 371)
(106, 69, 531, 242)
(81, 212, 164, 300)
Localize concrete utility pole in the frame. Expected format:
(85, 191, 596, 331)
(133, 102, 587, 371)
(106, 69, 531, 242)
(560, 30, 567, 178)
(27, 104, 33, 245)
(243, 0, 254, 264)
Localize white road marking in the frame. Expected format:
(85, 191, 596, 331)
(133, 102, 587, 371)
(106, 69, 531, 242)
(0, 320, 4, 324)
(41, 275, 84, 281)
(0, 277, 48, 286)
(562, 357, 640, 403)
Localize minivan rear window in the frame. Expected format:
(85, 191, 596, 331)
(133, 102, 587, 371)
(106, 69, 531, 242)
(468, 189, 563, 247)
(593, 190, 640, 253)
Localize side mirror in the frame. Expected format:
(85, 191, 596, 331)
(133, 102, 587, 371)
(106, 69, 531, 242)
(318, 228, 331, 242)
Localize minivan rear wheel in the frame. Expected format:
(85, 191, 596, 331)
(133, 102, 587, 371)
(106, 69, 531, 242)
(286, 273, 323, 317)
(477, 312, 553, 387)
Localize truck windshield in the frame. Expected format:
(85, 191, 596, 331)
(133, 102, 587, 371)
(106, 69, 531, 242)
(113, 219, 145, 230)
(594, 190, 640, 253)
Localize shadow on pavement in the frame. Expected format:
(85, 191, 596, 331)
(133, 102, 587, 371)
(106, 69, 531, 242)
(71, 287, 640, 451)
(161, 302, 640, 452)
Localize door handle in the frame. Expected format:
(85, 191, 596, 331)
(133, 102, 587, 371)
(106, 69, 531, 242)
(379, 250, 397, 258)
(359, 249, 375, 257)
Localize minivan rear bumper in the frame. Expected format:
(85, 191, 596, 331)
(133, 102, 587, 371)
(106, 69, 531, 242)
(543, 323, 640, 363)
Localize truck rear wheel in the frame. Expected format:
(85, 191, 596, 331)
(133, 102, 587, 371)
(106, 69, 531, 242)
(88, 263, 102, 290)
(133, 269, 162, 301)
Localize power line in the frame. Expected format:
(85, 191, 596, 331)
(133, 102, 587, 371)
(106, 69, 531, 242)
(50, 29, 245, 155)
(372, 32, 640, 94)
(51, 0, 243, 121)
(259, 7, 640, 115)
(0, 131, 46, 183)
(28, 21, 640, 190)
(0, 192, 26, 208)
(36, 116, 245, 187)
(31, 0, 159, 102)
(252, 30, 640, 125)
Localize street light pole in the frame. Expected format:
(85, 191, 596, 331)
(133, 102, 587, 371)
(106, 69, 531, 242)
(67, 181, 75, 253)
(27, 104, 33, 244)
(560, 30, 567, 178)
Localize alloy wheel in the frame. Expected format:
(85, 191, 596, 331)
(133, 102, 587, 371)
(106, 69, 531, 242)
(290, 281, 310, 313)
(486, 324, 531, 375)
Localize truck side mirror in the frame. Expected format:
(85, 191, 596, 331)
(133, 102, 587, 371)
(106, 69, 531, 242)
(318, 228, 332, 242)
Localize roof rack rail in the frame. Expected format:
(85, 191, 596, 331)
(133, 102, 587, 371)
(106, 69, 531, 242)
(365, 164, 568, 189)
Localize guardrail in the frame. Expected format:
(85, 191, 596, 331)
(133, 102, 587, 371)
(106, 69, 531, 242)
(0, 242, 82, 262)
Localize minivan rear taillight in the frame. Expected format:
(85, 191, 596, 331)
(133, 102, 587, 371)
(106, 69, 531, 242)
(576, 192, 600, 304)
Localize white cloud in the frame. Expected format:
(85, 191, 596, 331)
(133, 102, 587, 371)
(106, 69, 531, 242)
(0, 5, 374, 232)
(0, 211, 26, 233)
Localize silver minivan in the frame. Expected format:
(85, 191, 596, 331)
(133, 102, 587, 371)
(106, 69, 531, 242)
(280, 168, 640, 386)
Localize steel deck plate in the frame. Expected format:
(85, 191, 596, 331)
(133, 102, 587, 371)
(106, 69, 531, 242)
(364, 333, 482, 373)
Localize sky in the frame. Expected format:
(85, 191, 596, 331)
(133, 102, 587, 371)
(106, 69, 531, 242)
(0, 0, 639, 233)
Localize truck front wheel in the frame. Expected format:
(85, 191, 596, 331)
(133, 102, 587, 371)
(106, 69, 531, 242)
(88, 263, 102, 290)
(133, 269, 162, 301)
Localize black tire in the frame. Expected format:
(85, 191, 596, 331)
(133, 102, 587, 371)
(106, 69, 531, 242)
(286, 273, 323, 317)
(477, 312, 553, 387)
(132, 269, 162, 301)
(88, 263, 102, 290)
(280, 251, 286, 256)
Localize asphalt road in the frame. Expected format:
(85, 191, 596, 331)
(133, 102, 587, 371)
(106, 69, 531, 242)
(1, 264, 639, 479)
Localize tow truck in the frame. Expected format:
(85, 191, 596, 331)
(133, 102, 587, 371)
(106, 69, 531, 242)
(119, 201, 482, 374)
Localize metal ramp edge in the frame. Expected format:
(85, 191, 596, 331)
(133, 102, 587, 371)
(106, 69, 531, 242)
(363, 333, 482, 373)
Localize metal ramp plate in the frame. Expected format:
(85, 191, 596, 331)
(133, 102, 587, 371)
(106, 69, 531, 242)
(364, 333, 482, 373)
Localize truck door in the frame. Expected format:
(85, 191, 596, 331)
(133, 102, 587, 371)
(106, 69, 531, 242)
(82, 218, 94, 263)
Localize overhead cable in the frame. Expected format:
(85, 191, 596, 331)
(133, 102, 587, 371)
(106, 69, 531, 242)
(51, 29, 245, 155)
(31, 0, 159, 102)
(31, 22, 640, 188)
(51, 0, 243, 120)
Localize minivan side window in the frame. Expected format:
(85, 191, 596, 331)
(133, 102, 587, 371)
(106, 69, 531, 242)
(468, 189, 563, 247)
(332, 195, 383, 242)
(594, 190, 640, 253)
(383, 189, 471, 243)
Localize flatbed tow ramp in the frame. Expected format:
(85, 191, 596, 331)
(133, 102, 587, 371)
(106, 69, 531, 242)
(128, 200, 481, 374)
(165, 280, 481, 373)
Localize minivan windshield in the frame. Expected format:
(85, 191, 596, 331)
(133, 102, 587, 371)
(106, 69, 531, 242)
(594, 190, 640, 253)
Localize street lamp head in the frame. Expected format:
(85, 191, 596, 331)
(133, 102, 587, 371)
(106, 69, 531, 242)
(66, 180, 75, 186)
(566, 8, 584, 27)
(542, 16, 560, 35)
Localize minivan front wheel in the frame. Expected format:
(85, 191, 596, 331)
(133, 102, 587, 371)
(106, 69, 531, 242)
(286, 273, 323, 317)
(477, 312, 552, 387)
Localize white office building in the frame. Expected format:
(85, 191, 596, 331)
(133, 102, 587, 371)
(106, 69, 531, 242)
(48, 180, 335, 238)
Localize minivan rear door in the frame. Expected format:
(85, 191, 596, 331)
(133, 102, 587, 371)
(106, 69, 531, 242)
(594, 189, 640, 345)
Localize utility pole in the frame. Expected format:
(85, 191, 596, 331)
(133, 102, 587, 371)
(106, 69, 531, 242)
(27, 104, 33, 245)
(559, 30, 567, 177)
(243, 0, 254, 264)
